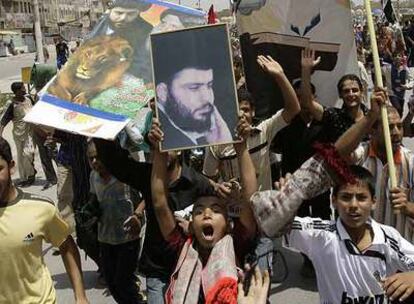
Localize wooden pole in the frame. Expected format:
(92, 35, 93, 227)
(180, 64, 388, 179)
(364, 0, 398, 207)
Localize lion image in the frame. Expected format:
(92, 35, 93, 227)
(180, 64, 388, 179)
(47, 35, 134, 105)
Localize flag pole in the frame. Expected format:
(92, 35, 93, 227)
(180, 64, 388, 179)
(364, 0, 398, 204)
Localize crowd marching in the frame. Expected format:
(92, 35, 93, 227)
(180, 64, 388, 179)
(3, 3, 414, 304)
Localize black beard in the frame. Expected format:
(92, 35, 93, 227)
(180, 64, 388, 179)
(164, 93, 212, 133)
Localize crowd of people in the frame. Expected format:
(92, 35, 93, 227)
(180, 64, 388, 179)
(2, 6, 414, 304)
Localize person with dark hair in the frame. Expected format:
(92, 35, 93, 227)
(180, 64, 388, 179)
(30, 64, 58, 190)
(155, 62, 234, 150)
(252, 91, 414, 304)
(149, 114, 257, 304)
(273, 55, 331, 277)
(93, 136, 219, 304)
(337, 103, 414, 242)
(203, 55, 300, 191)
(0, 137, 89, 304)
(0, 82, 36, 187)
(87, 0, 153, 82)
(152, 26, 242, 150)
(86, 141, 144, 304)
(389, 54, 409, 116)
(301, 48, 368, 143)
(203, 56, 299, 281)
(55, 37, 69, 70)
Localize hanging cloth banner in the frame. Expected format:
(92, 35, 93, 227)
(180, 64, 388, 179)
(236, 0, 358, 119)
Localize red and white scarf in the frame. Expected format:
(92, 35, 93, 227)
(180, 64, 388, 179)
(166, 235, 238, 304)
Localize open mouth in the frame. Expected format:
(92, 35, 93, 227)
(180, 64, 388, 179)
(201, 224, 214, 241)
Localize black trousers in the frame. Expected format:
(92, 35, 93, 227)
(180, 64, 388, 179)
(33, 133, 57, 183)
(101, 240, 141, 304)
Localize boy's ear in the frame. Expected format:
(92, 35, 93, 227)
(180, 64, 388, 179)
(9, 160, 15, 176)
(371, 196, 377, 211)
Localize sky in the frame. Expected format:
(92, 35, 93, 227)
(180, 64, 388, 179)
(164, 0, 231, 11)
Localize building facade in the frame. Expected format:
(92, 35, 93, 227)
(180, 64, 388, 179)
(0, 0, 103, 42)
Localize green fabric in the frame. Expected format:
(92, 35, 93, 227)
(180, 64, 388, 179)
(89, 74, 154, 118)
(30, 64, 57, 91)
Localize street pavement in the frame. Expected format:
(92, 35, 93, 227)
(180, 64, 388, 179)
(1, 53, 414, 303)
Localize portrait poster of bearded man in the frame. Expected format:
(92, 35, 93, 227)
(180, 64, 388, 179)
(151, 23, 239, 151)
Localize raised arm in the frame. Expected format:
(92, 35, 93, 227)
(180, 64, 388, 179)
(257, 55, 300, 123)
(300, 48, 324, 121)
(148, 119, 176, 240)
(334, 88, 385, 158)
(234, 115, 257, 239)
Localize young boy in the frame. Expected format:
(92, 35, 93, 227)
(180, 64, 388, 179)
(0, 137, 88, 303)
(149, 116, 257, 303)
(250, 89, 414, 303)
(86, 141, 144, 304)
(0, 82, 36, 186)
(284, 166, 414, 303)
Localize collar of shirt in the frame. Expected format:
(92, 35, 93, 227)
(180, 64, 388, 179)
(340, 102, 369, 118)
(106, 27, 114, 35)
(250, 125, 263, 134)
(368, 141, 402, 165)
(93, 171, 117, 187)
(158, 104, 217, 144)
(336, 217, 385, 245)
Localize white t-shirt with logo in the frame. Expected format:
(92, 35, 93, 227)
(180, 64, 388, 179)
(285, 217, 414, 304)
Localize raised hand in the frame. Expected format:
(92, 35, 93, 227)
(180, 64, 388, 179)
(257, 55, 284, 79)
(370, 87, 388, 118)
(390, 187, 409, 213)
(273, 173, 292, 191)
(301, 48, 321, 72)
(237, 267, 270, 304)
(148, 118, 164, 149)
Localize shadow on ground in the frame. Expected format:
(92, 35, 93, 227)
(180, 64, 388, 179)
(52, 270, 106, 290)
(270, 239, 318, 295)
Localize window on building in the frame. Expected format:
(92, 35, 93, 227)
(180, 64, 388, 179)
(13, 1, 18, 13)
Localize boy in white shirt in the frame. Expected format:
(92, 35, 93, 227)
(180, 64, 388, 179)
(284, 165, 414, 304)
(251, 89, 414, 303)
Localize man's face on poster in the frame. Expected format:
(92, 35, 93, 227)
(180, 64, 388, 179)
(109, 7, 139, 29)
(160, 68, 215, 133)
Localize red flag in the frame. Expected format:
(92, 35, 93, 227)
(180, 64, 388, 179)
(208, 4, 217, 24)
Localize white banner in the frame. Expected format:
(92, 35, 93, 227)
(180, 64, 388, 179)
(25, 94, 128, 140)
(237, 0, 358, 117)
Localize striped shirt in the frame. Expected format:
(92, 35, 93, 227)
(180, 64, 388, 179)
(353, 142, 414, 242)
(203, 109, 287, 191)
(285, 217, 414, 304)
